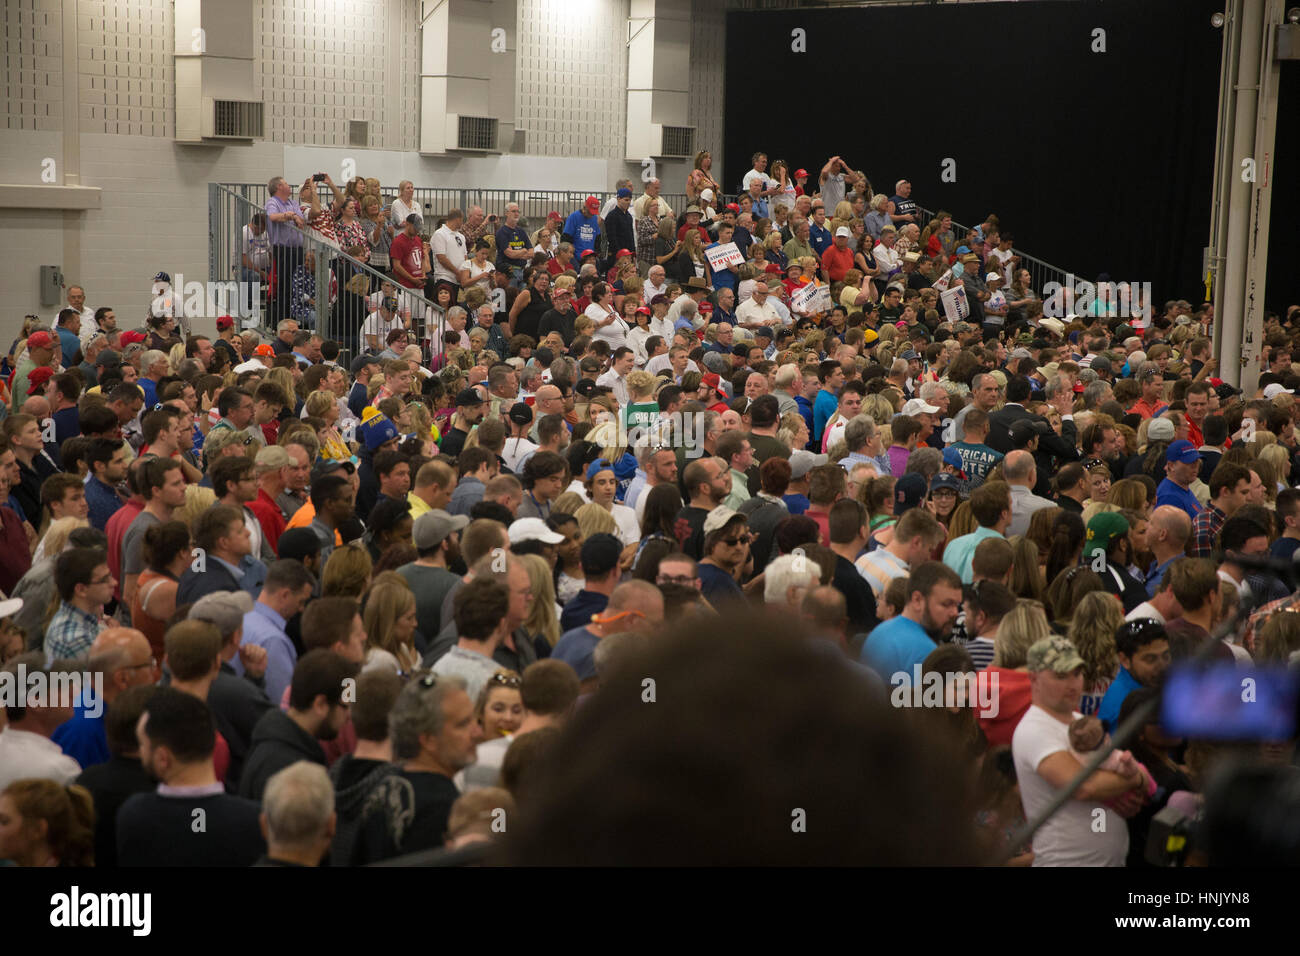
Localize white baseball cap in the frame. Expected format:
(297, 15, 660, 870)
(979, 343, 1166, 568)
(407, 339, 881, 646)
(902, 398, 940, 416)
(834, 226, 852, 238)
(508, 517, 566, 545)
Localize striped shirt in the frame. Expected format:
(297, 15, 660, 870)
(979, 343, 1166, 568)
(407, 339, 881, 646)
(855, 547, 908, 598)
(960, 635, 996, 670)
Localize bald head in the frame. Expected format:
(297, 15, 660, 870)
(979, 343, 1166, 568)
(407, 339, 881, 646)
(603, 580, 665, 631)
(1003, 449, 1036, 485)
(91, 627, 155, 701)
(22, 396, 50, 419)
(1149, 505, 1192, 549)
(535, 385, 561, 403)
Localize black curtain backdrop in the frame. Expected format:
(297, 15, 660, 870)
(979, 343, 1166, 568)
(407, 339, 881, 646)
(1268, 60, 1299, 314)
(724, 0, 1242, 308)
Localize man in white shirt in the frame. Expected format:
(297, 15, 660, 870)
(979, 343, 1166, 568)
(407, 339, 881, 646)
(1124, 574, 1182, 623)
(741, 152, 777, 196)
(57, 286, 98, 349)
(0, 656, 81, 791)
(596, 348, 635, 407)
(735, 277, 784, 329)
(431, 208, 469, 288)
(360, 295, 407, 353)
(1012, 636, 1149, 867)
(642, 266, 668, 304)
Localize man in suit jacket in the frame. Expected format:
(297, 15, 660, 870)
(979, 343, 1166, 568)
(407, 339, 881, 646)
(986, 376, 1080, 471)
(175, 505, 252, 605)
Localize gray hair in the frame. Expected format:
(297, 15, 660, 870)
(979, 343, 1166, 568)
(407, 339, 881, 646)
(905, 447, 943, 483)
(277, 319, 297, 333)
(141, 349, 166, 368)
(844, 414, 876, 452)
(1043, 378, 1070, 403)
(262, 761, 335, 847)
(242, 330, 261, 350)
(763, 553, 819, 605)
(390, 675, 468, 760)
(556, 242, 574, 257)
(447, 306, 467, 324)
(1082, 381, 1110, 409)
(268, 176, 286, 194)
(919, 381, 947, 403)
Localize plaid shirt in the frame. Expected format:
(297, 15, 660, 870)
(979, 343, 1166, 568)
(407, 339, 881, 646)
(44, 602, 102, 665)
(1190, 504, 1226, 558)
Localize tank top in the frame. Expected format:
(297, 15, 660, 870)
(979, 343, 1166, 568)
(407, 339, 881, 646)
(515, 289, 552, 341)
(131, 570, 175, 659)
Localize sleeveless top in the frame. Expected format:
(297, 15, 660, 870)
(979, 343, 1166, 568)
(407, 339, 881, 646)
(515, 289, 552, 341)
(131, 569, 175, 659)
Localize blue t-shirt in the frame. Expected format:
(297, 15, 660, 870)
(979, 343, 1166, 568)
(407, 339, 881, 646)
(698, 563, 742, 601)
(1154, 478, 1203, 521)
(562, 211, 600, 257)
(707, 243, 738, 293)
(859, 615, 937, 682)
(1097, 666, 1142, 734)
(813, 389, 838, 442)
(51, 698, 109, 769)
(783, 493, 810, 515)
(1270, 536, 1300, 562)
(552, 626, 599, 681)
(950, 441, 1003, 483)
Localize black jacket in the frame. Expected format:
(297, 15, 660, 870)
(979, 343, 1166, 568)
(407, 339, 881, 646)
(75, 755, 155, 868)
(986, 403, 1080, 463)
(208, 662, 275, 792)
(329, 755, 400, 867)
(603, 207, 636, 270)
(238, 709, 327, 802)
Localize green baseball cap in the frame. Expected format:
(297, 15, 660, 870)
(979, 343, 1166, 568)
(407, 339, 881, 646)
(1026, 635, 1085, 675)
(1082, 511, 1130, 561)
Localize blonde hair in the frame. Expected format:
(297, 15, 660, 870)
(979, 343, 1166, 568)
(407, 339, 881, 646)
(552, 491, 586, 516)
(362, 577, 416, 658)
(992, 600, 1052, 668)
(38, 516, 89, 561)
(520, 553, 561, 646)
(322, 544, 373, 598)
(177, 484, 218, 531)
(304, 389, 336, 419)
(265, 367, 296, 408)
(575, 501, 619, 539)
(1066, 591, 1123, 686)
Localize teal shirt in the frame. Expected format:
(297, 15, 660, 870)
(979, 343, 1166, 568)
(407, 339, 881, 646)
(942, 526, 1004, 583)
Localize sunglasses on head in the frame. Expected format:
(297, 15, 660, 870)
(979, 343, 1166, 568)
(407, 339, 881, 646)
(487, 671, 522, 689)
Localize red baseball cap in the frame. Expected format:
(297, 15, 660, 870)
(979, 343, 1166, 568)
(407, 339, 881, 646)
(764, 263, 783, 275)
(725, 203, 740, 213)
(547, 210, 562, 220)
(795, 168, 808, 178)
(585, 196, 599, 210)
(636, 306, 651, 315)
(255, 344, 275, 357)
(26, 366, 55, 395)
(615, 248, 633, 258)
(701, 372, 725, 396)
(216, 315, 234, 330)
(26, 331, 54, 350)
(120, 330, 147, 346)
(579, 249, 597, 260)
(1073, 381, 1085, 393)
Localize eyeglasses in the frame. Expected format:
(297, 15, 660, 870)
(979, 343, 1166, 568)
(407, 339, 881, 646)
(487, 671, 522, 689)
(657, 574, 696, 586)
(89, 574, 115, 586)
(721, 534, 753, 546)
(122, 657, 158, 671)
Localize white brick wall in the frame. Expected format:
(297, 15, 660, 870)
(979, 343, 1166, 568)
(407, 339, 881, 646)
(79, 0, 174, 137)
(516, 0, 628, 160)
(4, 0, 63, 132)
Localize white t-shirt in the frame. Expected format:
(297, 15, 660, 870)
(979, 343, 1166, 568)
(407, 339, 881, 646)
(360, 310, 404, 346)
(242, 224, 271, 271)
(1012, 704, 1129, 866)
(430, 224, 468, 284)
(464, 258, 494, 292)
(586, 304, 630, 349)
(1124, 601, 1166, 624)
(501, 435, 539, 473)
(609, 503, 640, 547)
(645, 354, 698, 377)
(742, 168, 770, 191)
(390, 198, 421, 230)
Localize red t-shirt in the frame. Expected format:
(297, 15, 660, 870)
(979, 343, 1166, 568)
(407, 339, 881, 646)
(389, 233, 425, 289)
(106, 497, 145, 602)
(249, 487, 287, 555)
(676, 224, 710, 244)
(821, 244, 854, 283)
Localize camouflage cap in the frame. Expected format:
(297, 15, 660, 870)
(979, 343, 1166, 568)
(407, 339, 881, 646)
(1026, 635, 1085, 675)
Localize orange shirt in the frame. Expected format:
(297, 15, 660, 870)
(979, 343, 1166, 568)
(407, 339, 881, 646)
(284, 500, 343, 545)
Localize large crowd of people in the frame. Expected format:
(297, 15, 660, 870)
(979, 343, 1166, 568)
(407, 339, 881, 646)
(1, 149, 1299, 868)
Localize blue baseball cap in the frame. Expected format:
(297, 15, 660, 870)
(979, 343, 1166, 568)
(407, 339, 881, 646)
(1166, 439, 1199, 464)
(931, 473, 962, 494)
(894, 473, 928, 515)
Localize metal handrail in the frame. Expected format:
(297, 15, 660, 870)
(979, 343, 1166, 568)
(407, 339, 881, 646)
(913, 204, 1069, 299)
(209, 183, 445, 351)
